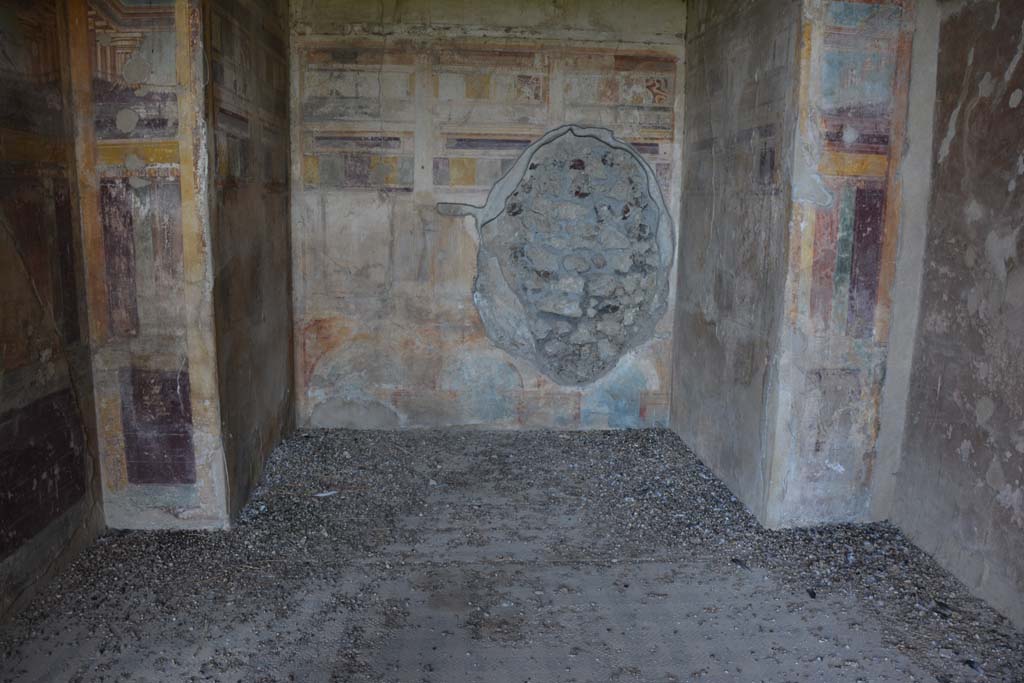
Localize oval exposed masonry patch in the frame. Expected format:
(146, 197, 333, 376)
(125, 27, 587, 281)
(438, 126, 675, 385)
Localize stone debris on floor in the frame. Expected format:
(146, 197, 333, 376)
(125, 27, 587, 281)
(1, 429, 1022, 682)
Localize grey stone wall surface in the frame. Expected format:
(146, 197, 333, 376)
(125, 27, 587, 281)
(440, 126, 674, 385)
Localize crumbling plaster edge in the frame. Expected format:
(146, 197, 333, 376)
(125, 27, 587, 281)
(437, 124, 676, 270)
(437, 124, 677, 387)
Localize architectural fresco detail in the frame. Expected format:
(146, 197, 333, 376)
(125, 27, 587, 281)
(293, 36, 681, 429)
(772, 0, 914, 525)
(72, 0, 233, 529)
(84, 0, 199, 494)
(89, 0, 178, 141)
(441, 126, 674, 385)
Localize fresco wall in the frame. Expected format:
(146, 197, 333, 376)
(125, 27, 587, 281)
(892, 0, 1024, 629)
(72, 0, 229, 529)
(673, 0, 915, 528)
(208, 0, 293, 515)
(291, 3, 685, 429)
(0, 0, 104, 618)
(766, 0, 914, 527)
(671, 0, 802, 523)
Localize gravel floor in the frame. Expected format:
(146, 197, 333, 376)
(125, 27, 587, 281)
(1, 429, 1022, 682)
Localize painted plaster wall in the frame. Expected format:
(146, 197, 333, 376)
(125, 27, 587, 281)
(208, 0, 293, 516)
(291, 1, 686, 429)
(766, 0, 915, 527)
(673, 0, 915, 528)
(70, 0, 229, 529)
(892, 0, 1024, 629)
(670, 0, 801, 523)
(0, 0, 104, 619)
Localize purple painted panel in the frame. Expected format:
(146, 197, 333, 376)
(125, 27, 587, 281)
(120, 367, 196, 485)
(433, 157, 450, 186)
(0, 390, 87, 560)
(315, 135, 402, 151)
(150, 178, 184, 291)
(848, 187, 885, 338)
(92, 80, 178, 141)
(344, 153, 371, 186)
(445, 138, 531, 151)
(100, 179, 139, 338)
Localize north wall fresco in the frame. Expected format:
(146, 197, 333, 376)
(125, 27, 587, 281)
(292, 27, 684, 429)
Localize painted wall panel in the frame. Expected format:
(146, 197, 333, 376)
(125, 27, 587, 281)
(765, 0, 914, 527)
(73, 0, 229, 529)
(291, 7, 684, 429)
(0, 0, 103, 620)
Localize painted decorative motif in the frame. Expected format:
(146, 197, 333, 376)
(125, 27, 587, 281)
(439, 126, 675, 385)
(771, 0, 913, 524)
(88, 0, 178, 141)
(119, 367, 195, 485)
(295, 39, 679, 429)
(799, 0, 908, 341)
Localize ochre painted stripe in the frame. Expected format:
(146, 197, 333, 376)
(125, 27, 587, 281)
(96, 140, 180, 165)
(0, 128, 69, 164)
(819, 151, 889, 178)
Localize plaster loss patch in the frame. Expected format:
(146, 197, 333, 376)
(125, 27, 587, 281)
(439, 126, 675, 385)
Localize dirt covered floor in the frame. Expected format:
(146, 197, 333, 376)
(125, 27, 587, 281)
(2, 429, 1022, 682)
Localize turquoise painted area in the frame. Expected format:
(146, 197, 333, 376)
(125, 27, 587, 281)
(827, 2, 902, 33)
(441, 353, 523, 423)
(581, 362, 647, 429)
(831, 184, 856, 334)
(822, 50, 896, 113)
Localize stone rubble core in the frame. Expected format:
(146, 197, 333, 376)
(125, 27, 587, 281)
(439, 125, 675, 385)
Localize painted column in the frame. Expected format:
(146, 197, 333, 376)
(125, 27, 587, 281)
(765, 0, 915, 527)
(67, 0, 229, 529)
